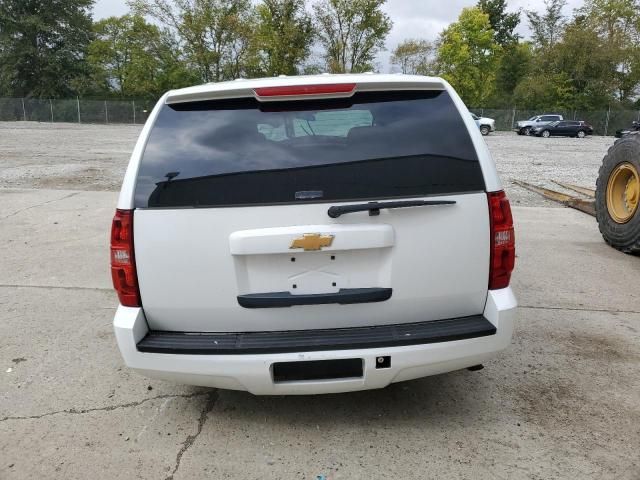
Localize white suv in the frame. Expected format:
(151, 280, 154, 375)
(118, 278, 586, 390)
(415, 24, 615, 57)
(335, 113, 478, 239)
(111, 74, 517, 395)
(471, 112, 495, 136)
(515, 114, 564, 136)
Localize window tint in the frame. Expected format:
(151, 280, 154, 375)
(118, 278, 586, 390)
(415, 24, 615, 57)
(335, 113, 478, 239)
(135, 90, 484, 208)
(541, 116, 558, 121)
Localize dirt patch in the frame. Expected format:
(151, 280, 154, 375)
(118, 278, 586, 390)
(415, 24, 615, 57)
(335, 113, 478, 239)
(33, 166, 123, 191)
(514, 376, 588, 427)
(563, 331, 638, 362)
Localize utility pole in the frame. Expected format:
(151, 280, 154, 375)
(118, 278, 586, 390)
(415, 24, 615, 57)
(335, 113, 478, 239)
(77, 96, 81, 123)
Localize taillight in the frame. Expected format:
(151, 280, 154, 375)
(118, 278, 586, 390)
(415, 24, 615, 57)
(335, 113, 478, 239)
(488, 191, 515, 290)
(110, 209, 141, 307)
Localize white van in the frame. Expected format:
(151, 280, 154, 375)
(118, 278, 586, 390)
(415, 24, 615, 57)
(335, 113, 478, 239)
(111, 74, 517, 395)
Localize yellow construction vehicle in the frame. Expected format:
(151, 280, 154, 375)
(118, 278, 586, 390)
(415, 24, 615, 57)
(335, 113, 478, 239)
(596, 132, 640, 254)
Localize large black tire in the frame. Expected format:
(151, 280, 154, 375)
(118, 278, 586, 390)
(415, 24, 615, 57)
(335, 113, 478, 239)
(595, 132, 640, 254)
(480, 125, 490, 136)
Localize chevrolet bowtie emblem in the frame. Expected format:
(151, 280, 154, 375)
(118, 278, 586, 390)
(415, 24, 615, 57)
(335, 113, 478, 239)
(290, 233, 334, 251)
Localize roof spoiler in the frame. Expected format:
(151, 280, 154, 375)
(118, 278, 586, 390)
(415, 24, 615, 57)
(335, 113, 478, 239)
(165, 79, 445, 105)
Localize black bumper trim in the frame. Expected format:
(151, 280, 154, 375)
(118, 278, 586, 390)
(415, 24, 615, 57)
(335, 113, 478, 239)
(136, 315, 496, 355)
(237, 288, 392, 308)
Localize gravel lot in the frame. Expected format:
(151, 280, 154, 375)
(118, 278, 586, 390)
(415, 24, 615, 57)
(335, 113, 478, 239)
(0, 122, 614, 206)
(0, 122, 138, 192)
(485, 133, 611, 206)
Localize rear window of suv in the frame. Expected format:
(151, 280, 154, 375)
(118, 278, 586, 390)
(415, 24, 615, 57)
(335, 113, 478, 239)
(135, 90, 484, 208)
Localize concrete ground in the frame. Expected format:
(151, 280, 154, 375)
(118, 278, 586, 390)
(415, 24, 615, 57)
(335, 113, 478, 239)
(1, 187, 639, 479)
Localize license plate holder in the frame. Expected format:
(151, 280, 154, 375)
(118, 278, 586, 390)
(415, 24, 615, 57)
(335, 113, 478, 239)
(272, 358, 363, 383)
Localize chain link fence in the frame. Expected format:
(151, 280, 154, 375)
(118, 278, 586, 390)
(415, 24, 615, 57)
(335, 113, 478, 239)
(0, 98, 156, 125)
(470, 107, 640, 136)
(2, 97, 640, 135)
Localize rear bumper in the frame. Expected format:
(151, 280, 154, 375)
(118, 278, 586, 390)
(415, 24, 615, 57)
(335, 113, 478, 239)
(113, 288, 516, 395)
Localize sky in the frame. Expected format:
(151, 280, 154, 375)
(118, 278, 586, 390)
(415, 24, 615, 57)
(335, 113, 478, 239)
(93, 0, 584, 71)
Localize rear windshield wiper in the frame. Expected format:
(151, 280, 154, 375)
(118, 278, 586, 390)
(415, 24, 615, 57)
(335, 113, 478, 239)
(327, 199, 456, 218)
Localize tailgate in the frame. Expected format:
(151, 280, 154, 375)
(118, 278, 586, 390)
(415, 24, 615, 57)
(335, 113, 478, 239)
(135, 193, 489, 332)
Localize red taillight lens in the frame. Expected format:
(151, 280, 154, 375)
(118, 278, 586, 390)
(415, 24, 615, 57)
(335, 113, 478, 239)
(488, 191, 515, 290)
(110, 209, 141, 307)
(254, 83, 356, 98)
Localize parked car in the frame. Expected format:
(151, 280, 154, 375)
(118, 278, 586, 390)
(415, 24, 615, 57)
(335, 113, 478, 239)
(111, 74, 517, 395)
(471, 112, 495, 136)
(533, 120, 593, 138)
(515, 114, 563, 135)
(615, 120, 640, 138)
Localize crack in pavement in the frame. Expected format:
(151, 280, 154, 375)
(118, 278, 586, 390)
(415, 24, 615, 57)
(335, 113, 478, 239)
(0, 284, 112, 292)
(518, 304, 640, 315)
(0, 392, 210, 422)
(166, 391, 219, 480)
(0, 191, 81, 220)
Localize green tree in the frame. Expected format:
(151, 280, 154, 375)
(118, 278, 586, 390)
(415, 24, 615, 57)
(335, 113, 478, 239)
(491, 42, 532, 105)
(0, 0, 94, 97)
(88, 15, 196, 98)
(576, 0, 640, 103)
(513, 72, 576, 109)
(313, 0, 392, 73)
(526, 0, 567, 49)
(252, 0, 314, 76)
(153, 30, 202, 92)
(476, 0, 523, 105)
(129, 0, 256, 82)
(477, 0, 520, 46)
(436, 7, 500, 106)
(551, 16, 613, 109)
(516, 0, 640, 109)
(391, 39, 435, 75)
